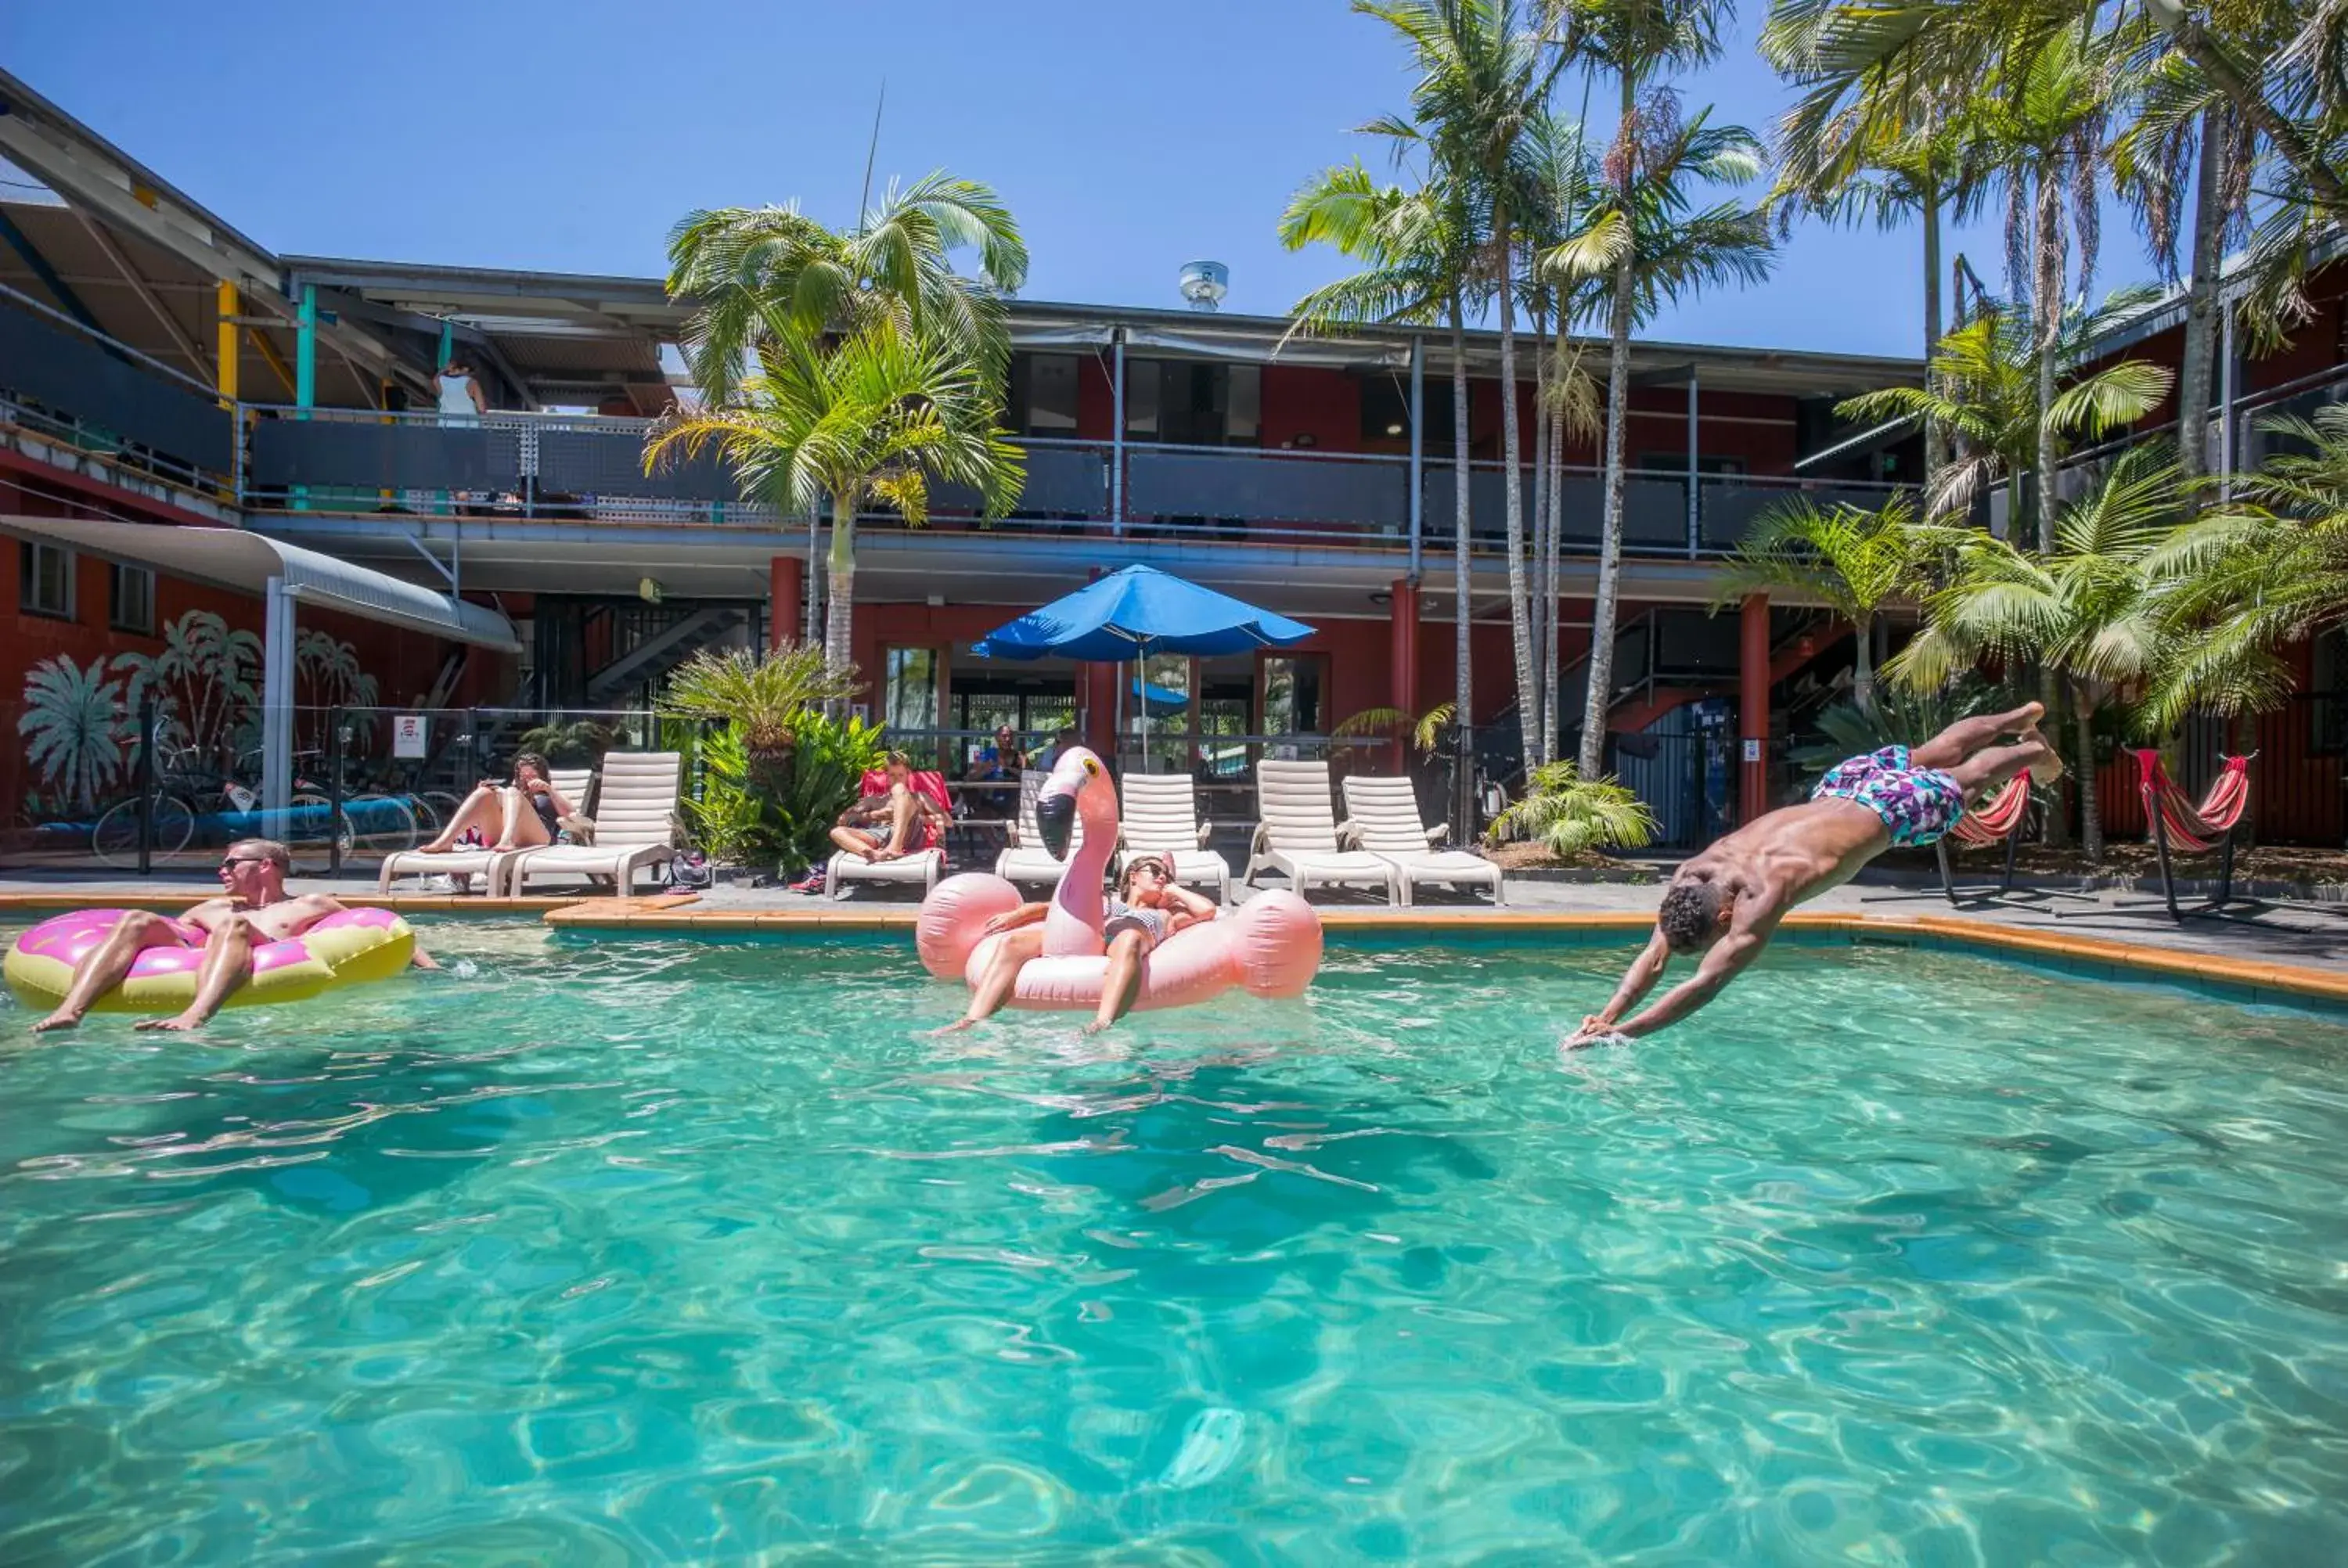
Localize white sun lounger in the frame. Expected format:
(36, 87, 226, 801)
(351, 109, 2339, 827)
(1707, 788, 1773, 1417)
(503, 752, 682, 896)
(1118, 771, 1228, 903)
(1243, 760, 1399, 903)
(378, 765, 595, 895)
(828, 768, 953, 900)
(994, 769, 1081, 890)
(1341, 774, 1504, 906)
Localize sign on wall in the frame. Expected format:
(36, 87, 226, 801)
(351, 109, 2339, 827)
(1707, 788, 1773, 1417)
(393, 714, 429, 759)
(1741, 739, 1763, 764)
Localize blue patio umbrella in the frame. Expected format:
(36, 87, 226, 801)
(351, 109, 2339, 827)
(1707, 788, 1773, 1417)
(972, 564, 1315, 766)
(1131, 678, 1190, 710)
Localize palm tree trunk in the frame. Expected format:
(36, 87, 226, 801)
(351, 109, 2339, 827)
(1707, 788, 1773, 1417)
(1922, 185, 1948, 484)
(1530, 299, 1552, 766)
(1494, 211, 1538, 772)
(1581, 178, 1638, 771)
(1853, 613, 1875, 717)
(2073, 697, 2101, 863)
(1544, 402, 1565, 767)
(823, 491, 857, 675)
(2176, 105, 2227, 487)
(1450, 296, 1475, 837)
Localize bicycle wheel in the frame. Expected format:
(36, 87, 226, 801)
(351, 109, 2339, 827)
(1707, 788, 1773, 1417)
(342, 793, 420, 857)
(283, 792, 352, 872)
(92, 795, 195, 870)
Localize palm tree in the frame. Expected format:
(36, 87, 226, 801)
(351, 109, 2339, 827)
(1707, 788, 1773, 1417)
(1280, 142, 1488, 833)
(2144, 405, 2348, 733)
(658, 642, 862, 798)
(645, 326, 1024, 671)
(1712, 494, 1952, 716)
(1838, 299, 2176, 534)
(1545, 82, 1773, 775)
(1887, 443, 2284, 861)
(18, 654, 128, 815)
(665, 174, 1028, 404)
(1361, 0, 1564, 768)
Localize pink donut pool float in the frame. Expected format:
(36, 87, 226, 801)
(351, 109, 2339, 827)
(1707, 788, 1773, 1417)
(5, 906, 415, 1014)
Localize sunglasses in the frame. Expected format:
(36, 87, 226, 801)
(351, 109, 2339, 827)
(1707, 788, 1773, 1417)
(1125, 860, 1168, 881)
(219, 855, 270, 869)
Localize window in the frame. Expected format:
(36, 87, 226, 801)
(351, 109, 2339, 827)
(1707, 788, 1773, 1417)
(1125, 361, 1262, 447)
(19, 542, 73, 618)
(1009, 354, 1079, 437)
(1129, 653, 1192, 753)
(1360, 376, 1464, 453)
(883, 647, 939, 734)
(1262, 656, 1327, 737)
(109, 564, 155, 635)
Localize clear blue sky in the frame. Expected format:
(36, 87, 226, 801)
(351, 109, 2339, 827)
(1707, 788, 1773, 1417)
(9, 0, 2148, 360)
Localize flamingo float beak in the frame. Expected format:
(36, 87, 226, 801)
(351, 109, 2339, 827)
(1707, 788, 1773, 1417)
(1035, 789, 1076, 861)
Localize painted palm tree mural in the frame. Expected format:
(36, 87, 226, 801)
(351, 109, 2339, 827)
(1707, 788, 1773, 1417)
(15, 610, 376, 825)
(18, 655, 130, 815)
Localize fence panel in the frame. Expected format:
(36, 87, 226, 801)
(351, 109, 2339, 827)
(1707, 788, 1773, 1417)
(249, 417, 519, 492)
(1128, 448, 1407, 531)
(0, 300, 234, 478)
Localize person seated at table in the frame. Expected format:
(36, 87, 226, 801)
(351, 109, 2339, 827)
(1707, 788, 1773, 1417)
(416, 751, 575, 854)
(829, 751, 946, 864)
(966, 725, 1026, 782)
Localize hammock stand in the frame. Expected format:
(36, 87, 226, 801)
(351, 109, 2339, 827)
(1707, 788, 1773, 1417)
(2127, 750, 2255, 921)
(1932, 775, 2033, 904)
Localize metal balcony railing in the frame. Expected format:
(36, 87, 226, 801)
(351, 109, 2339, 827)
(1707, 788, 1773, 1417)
(1, 286, 1906, 559)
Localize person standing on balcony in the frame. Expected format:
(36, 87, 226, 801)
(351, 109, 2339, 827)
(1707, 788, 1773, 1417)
(434, 356, 488, 426)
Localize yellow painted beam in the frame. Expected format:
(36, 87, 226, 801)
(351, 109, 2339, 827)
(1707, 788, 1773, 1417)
(245, 325, 297, 398)
(214, 280, 238, 404)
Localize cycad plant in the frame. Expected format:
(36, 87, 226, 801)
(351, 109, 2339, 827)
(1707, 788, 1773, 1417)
(1487, 761, 1658, 858)
(657, 642, 863, 796)
(646, 329, 1023, 671)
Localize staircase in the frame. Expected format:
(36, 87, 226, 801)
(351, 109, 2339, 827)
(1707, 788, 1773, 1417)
(583, 604, 751, 707)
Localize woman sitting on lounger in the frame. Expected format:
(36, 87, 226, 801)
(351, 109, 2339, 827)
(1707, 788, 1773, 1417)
(417, 751, 578, 855)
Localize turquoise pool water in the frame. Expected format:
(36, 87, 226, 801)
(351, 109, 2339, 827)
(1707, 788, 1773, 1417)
(5, 926, 2348, 1563)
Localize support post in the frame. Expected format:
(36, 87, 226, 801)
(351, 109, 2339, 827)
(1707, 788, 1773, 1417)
(1407, 336, 1424, 579)
(137, 695, 156, 877)
(1390, 577, 1420, 776)
(1685, 370, 1701, 559)
(261, 575, 295, 822)
(295, 283, 316, 512)
(328, 709, 344, 877)
(214, 281, 239, 406)
(1739, 592, 1769, 825)
(1110, 329, 1127, 533)
(769, 555, 804, 649)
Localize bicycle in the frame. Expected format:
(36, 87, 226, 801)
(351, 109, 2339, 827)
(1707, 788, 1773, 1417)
(90, 745, 420, 871)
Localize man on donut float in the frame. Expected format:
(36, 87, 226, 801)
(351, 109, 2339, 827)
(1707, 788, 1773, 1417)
(1568, 703, 2062, 1046)
(941, 853, 1219, 1035)
(31, 838, 438, 1034)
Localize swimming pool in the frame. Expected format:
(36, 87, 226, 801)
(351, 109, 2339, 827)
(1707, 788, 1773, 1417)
(5, 925, 2347, 1562)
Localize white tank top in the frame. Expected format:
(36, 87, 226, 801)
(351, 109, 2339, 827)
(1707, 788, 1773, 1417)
(437, 372, 477, 416)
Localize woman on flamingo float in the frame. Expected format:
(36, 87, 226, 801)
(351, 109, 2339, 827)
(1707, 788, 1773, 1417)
(940, 854, 1218, 1035)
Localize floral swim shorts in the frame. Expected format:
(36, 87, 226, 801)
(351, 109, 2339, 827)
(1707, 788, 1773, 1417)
(1812, 745, 1966, 847)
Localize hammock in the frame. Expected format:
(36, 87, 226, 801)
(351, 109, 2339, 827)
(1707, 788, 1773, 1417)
(2131, 750, 2252, 855)
(1933, 775, 2033, 904)
(2129, 750, 2255, 918)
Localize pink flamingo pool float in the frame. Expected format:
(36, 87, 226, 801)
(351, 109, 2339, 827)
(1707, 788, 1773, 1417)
(917, 747, 1321, 1012)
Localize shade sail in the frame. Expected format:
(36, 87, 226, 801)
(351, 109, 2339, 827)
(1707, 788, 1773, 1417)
(971, 564, 1314, 662)
(0, 514, 520, 650)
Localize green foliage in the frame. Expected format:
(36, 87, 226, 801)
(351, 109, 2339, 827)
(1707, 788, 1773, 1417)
(680, 711, 886, 873)
(513, 719, 624, 768)
(1487, 761, 1658, 858)
(657, 644, 859, 754)
(1791, 679, 2009, 782)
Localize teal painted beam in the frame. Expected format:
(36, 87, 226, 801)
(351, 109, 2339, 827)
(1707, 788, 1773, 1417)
(296, 284, 317, 408)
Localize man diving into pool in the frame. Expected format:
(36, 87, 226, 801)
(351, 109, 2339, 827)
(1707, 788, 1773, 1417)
(1566, 703, 2062, 1048)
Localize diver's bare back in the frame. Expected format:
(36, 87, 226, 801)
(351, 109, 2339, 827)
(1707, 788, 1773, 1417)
(1681, 796, 1889, 912)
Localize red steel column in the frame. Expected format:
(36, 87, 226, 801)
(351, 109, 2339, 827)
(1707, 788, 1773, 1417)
(1082, 567, 1116, 759)
(1740, 592, 1770, 822)
(1389, 578, 1420, 771)
(768, 555, 802, 649)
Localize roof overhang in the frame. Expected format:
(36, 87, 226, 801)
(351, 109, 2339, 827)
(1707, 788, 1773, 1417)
(0, 514, 520, 650)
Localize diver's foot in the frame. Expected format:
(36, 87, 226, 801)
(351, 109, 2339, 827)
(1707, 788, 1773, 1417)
(30, 1010, 81, 1034)
(2024, 733, 2066, 786)
(133, 1012, 205, 1033)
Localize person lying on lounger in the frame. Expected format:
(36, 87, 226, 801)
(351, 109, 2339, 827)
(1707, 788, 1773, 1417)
(1566, 703, 2062, 1048)
(31, 838, 436, 1034)
(938, 854, 1217, 1036)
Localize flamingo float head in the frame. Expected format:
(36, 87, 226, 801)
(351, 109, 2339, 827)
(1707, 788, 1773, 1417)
(1034, 745, 1116, 861)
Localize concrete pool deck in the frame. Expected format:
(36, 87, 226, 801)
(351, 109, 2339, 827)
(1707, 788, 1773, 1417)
(6, 869, 2348, 1008)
